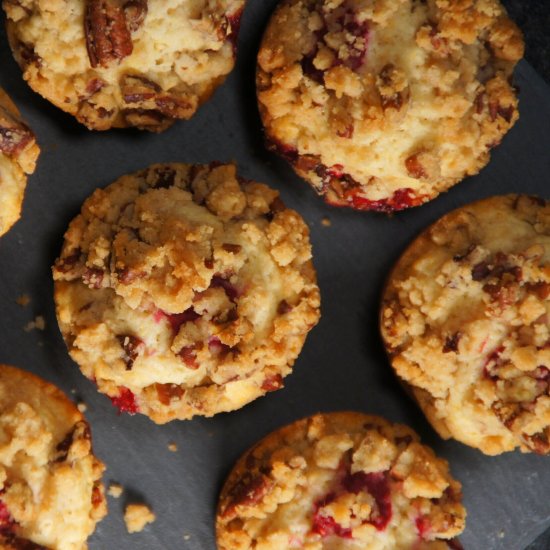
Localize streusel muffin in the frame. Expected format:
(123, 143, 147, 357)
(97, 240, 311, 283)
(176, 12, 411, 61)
(0, 364, 107, 550)
(257, 0, 523, 211)
(53, 163, 320, 423)
(4, 0, 245, 132)
(381, 195, 550, 455)
(217, 412, 465, 549)
(0, 87, 39, 237)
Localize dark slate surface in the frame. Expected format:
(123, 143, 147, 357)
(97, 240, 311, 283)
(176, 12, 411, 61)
(503, 0, 550, 84)
(0, 2, 549, 550)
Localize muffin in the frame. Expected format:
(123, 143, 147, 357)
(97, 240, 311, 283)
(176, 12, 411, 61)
(0, 364, 106, 550)
(4, 0, 245, 132)
(53, 162, 320, 423)
(217, 412, 465, 549)
(257, 0, 523, 212)
(0, 87, 40, 237)
(381, 195, 550, 455)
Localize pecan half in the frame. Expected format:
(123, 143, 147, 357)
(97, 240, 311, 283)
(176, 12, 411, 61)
(0, 107, 34, 157)
(85, 0, 134, 68)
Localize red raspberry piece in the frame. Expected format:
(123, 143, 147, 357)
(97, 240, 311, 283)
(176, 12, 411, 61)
(110, 387, 139, 414)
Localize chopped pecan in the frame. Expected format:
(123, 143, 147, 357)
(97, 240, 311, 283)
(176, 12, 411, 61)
(155, 383, 185, 405)
(55, 249, 82, 274)
(54, 421, 91, 462)
(116, 334, 145, 370)
(85, 0, 134, 68)
(82, 267, 104, 288)
(121, 74, 161, 104)
(222, 472, 273, 519)
(443, 332, 461, 353)
(222, 243, 242, 254)
(261, 374, 283, 392)
(17, 41, 42, 68)
(405, 153, 428, 179)
(123, 0, 148, 32)
(0, 107, 34, 157)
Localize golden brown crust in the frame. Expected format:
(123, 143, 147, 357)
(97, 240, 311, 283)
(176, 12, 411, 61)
(257, 0, 523, 212)
(381, 195, 550, 455)
(4, 0, 244, 132)
(217, 412, 465, 550)
(53, 163, 320, 423)
(0, 364, 107, 550)
(0, 86, 40, 237)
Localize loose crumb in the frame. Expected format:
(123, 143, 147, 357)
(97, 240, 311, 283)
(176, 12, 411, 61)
(124, 503, 156, 533)
(24, 315, 45, 332)
(168, 442, 178, 452)
(321, 217, 331, 227)
(107, 483, 123, 498)
(77, 402, 87, 413)
(183, 534, 191, 541)
(16, 294, 30, 307)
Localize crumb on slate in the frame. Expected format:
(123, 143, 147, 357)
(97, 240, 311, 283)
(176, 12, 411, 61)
(107, 483, 123, 498)
(124, 503, 156, 533)
(321, 217, 331, 227)
(24, 315, 45, 332)
(183, 534, 191, 541)
(168, 442, 178, 452)
(77, 402, 87, 413)
(16, 294, 30, 307)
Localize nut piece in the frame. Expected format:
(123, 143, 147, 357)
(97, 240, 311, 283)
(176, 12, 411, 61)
(85, 0, 135, 68)
(0, 107, 34, 156)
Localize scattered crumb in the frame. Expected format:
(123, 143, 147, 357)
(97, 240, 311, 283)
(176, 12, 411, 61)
(168, 442, 178, 452)
(24, 315, 45, 332)
(108, 483, 123, 498)
(183, 534, 191, 541)
(77, 402, 87, 413)
(498, 531, 505, 539)
(70, 388, 77, 394)
(16, 294, 30, 307)
(124, 503, 156, 533)
(321, 217, 331, 227)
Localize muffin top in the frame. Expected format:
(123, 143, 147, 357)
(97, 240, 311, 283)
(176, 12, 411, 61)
(53, 163, 320, 423)
(258, 0, 523, 211)
(0, 87, 40, 236)
(5, 0, 244, 131)
(0, 364, 106, 550)
(381, 195, 550, 454)
(217, 412, 465, 550)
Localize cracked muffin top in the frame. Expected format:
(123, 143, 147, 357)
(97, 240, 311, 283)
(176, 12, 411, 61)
(53, 162, 320, 423)
(381, 195, 550, 455)
(217, 412, 465, 550)
(0, 364, 106, 550)
(0, 87, 39, 237)
(4, 0, 245, 132)
(257, 0, 523, 212)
